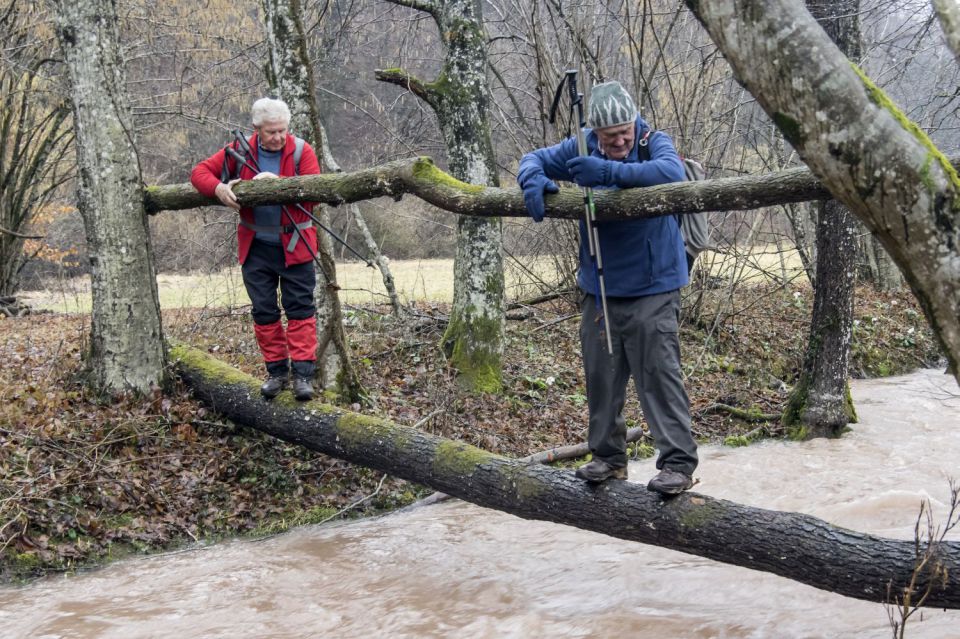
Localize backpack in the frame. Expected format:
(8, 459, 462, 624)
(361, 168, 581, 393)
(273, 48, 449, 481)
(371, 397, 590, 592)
(638, 130, 711, 262)
(221, 135, 306, 182)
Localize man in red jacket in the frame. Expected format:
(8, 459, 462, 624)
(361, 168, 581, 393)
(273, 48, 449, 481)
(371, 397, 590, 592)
(191, 97, 320, 401)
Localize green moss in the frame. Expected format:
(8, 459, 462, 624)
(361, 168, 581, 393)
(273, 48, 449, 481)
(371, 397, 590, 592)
(852, 63, 960, 198)
(250, 505, 339, 536)
(773, 112, 804, 148)
(168, 343, 259, 390)
(501, 466, 546, 500)
(627, 442, 655, 458)
(787, 424, 809, 441)
(844, 381, 858, 424)
(442, 309, 503, 393)
(412, 158, 484, 194)
(678, 499, 722, 530)
(336, 411, 411, 452)
(723, 434, 752, 447)
(433, 440, 496, 477)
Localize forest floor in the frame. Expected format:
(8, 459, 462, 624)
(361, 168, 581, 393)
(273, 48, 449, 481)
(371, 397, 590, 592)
(0, 281, 945, 582)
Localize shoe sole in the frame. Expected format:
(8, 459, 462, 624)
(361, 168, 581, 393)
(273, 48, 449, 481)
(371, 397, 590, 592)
(647, 482, 693, 495)
(575, 468, 628, 482)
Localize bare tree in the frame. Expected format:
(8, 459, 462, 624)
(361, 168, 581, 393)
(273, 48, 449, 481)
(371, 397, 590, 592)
(262, 0, 363, 400)
(376, 0, 506, 393)
(0, 2, 72, 299)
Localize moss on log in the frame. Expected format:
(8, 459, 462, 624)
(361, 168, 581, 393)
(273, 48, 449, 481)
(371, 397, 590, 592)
(171, 342, 960, 609)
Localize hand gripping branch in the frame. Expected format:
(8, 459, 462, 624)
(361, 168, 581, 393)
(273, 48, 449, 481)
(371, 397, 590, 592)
(228, 130, 373, 267)
(549, 70, 613, 355)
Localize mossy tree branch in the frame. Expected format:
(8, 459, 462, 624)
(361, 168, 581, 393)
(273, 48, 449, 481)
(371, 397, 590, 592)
(686, 0, 960, 384)
(171, 342, 960, 609)
(374, 68, 439, 111)
(144, 157, 840, 217)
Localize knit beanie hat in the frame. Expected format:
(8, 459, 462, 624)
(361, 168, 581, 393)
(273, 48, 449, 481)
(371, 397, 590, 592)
(588, 81, 637, 129)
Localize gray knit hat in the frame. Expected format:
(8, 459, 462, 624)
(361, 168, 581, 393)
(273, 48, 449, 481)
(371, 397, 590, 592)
(588, 81, 637, 129)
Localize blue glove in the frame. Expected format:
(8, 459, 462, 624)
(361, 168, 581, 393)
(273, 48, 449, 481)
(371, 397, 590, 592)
(565, 156, 611, 188)
(520, 174, 559, 222)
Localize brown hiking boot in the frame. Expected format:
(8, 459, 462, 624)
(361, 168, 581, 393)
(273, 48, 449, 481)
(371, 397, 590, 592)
(575, 459, 628, 482)
(647, 468, 694, 496)
(292, 376, 314, 401)
(260, 374, 287, 399)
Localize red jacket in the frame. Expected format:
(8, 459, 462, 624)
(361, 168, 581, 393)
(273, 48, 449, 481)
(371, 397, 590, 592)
(191, 133, 321, 266)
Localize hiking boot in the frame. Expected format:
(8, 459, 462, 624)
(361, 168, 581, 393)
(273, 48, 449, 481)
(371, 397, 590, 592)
(260, 374, 287, 399)
(575, 459, 628, 483)
(647, 468, 694, 496)
(293, 376, 314, 401)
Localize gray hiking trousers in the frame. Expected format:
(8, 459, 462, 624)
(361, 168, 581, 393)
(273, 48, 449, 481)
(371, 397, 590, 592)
(580, 290, 698, 475)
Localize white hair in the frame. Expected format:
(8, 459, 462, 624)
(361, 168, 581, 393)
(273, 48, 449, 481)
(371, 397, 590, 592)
(251, 98, 291, 126)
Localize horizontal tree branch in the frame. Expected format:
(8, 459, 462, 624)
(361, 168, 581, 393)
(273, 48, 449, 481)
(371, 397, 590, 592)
(145, 156, 960, 221)
(171, 342, 960, 609)
(374, 68, 438, 110)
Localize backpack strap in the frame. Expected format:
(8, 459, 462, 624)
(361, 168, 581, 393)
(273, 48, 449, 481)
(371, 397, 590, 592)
(293, 136, 305, 176)
(637, 129, 653, 162)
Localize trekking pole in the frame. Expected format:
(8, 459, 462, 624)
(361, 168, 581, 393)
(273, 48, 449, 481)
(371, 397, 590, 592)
(230, 131, 374, 267)
(550, 70, 613, 355)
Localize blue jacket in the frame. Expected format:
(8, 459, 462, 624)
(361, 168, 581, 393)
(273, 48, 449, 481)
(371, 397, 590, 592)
(517, 114, 688, 297)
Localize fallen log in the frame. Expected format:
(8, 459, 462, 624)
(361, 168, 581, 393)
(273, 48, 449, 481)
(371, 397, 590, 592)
(172, 343, 960, 609)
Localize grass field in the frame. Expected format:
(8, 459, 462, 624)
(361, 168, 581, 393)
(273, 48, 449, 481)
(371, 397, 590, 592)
(20, 247, 807, 314)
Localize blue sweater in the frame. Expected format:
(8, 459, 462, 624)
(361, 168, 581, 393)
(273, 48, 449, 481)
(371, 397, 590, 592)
(517, 114, 688, 297)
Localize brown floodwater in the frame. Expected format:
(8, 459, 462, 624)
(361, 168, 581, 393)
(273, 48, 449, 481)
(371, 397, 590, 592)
(1, 368, 958, 638)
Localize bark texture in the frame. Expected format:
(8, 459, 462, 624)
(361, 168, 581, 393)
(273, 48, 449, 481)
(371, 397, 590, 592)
(934, 0, 960, 63)
(379, 0, 506, 393)
(783, 201, 858, 437)
(783, 0, 860, 438)
(170, 343, 960, 609)
(687, 0, 960, 381)
(262, 0, 361, 400)
(144, 157, 840, 218)
(54, 0, 166, 394)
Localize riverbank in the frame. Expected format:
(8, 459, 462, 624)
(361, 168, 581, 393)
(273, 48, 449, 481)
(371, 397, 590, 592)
(0, 283, 943, 581)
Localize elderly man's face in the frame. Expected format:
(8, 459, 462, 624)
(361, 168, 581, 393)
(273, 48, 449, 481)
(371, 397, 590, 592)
(595, 123, 634, 160)
(255, 120, 288, 152)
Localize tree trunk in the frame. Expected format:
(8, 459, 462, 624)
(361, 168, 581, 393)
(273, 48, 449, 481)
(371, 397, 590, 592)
(858, 233, 903, 291)
(783, 0, 860, 438)
(784, 201, 858, 437)
(53, 0, 166, 395)
(686, 0, 960, 383)
(379, 0, 505, 393)
(170, 343, 960, 609)
(261, 0, 362, 401)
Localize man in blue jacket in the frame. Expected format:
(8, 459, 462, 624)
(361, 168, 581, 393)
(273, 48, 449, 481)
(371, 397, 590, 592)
(517, 81, 698, 495)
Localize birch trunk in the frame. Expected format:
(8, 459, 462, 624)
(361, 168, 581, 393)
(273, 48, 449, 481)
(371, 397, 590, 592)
(687, 0, 960, 380)
(53, 0, 165, 395)
(379, 0, 505, 393)
(262, 0, 361, 400)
